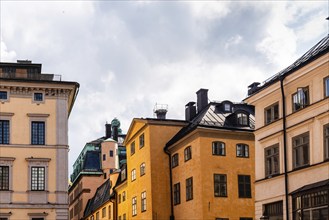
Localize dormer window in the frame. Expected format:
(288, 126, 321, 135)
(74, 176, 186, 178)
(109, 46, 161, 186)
(237, 112, 249, 126)
(292, 87, 309, 112)
(224, 103, 230, 112)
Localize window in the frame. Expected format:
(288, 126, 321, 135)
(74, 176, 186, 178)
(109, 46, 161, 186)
(139, 133, 144, 148)
(212, 142, 225, 156)
(224, 103, 231, 112)
(240, 218, 252, 220)
(265, 103, 279, 124)
(0, 166, 9, 190)
(102, 207, 106, 218)
(214, 174, 227, 197)
(186, 177, 193, 201)
(264, 201, 283, 220)
(237, 144, 249, 158)
(216, 218, 229, 220)
(0, 91, 8, 100)
(109, 150, 113, 157)
(324, 77, 329, 97)
(173, 183, 180, 205)
(132, 197, 137, 216)
(140, 163, 145, 176)
(31, 167, 45, 191)
(237, 112, 249, 126)
(33, 92, 43, 102)
(130, 141, 135, 156)
(292, 132, 309, 169)
(103, 154, 106, 161)
(141, 191, 146, 212)
(172, 153, 179, 168)
(123, 214, 126, 220)
(131, 169, 136, 181)
(96, 212, 99, 220)
(265, 144, 280, 177)
(238, 175, 251, 198)
(292, 188, 328, 220)
(119, 194, 121, 203)
(31, 218, 44, 220)
(118, 216, 121, 220)
(292, 87, 309, 112)
(31, 121, 45, 145)
(122, 191, 126, 201)
(0, 120, 10, 144)
(184, 146, 192, 161)
(324, 124, 329, 160)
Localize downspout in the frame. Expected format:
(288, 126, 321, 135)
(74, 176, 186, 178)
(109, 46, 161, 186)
(280, 76, 289, 220)
(164, 146, 174, 220)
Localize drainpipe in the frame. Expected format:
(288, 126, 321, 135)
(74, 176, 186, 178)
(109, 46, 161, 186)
(280, 76, 289, 220)
(164, 146, 174, 220)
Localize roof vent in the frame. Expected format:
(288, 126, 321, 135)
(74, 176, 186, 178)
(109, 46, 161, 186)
(154, 103, 168, 119)
(17, 60, 32, 64)
(248, 82, 261, 95)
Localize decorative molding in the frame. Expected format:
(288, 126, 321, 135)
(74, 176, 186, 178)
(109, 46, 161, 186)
(27, 113, 50, 118)
(0, 157, 15, 161)
(0, 85, 72, 98)
(0, 112, 14, 117)
(0, 212, 12, 217)
(28, 212, 48, 216)
(25, 157, 51, 162)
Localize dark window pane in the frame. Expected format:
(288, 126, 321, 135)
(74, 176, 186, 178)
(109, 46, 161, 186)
(0, 166, 9, 190)
(0, 120, 10, 144)
(31, 121, 45, 145)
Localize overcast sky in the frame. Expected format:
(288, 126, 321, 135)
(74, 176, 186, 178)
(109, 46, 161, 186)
(1, 1, 328, 175)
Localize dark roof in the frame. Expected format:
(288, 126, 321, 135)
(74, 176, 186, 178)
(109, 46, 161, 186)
(248, 34, 329, 96)
(83, 179, 112, 218)
(290, 179, 329, 195)
(166, 101, 255, 148)
(83, 151, 101, 171)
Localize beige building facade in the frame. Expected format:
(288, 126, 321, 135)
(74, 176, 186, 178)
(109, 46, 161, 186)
(0, 61, 79, 220)
(245, 35, 329, 220)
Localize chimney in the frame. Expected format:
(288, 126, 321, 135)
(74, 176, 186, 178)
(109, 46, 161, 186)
(154, 104, 168, 119)
(248, 82, 260, 95)
(185, 102, 196, 121)
(112, 125, 118, 141)
(105, 123, 111, 139)
(196, 88, 208, 113)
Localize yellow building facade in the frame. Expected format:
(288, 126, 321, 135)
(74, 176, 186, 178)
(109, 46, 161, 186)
(245, 35, 329, 220)
(0, 61, 79, 220)
(123, 117, 187, 220)
(166, 89, 255, 220)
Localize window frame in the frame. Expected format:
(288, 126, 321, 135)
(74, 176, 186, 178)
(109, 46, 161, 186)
(238, 175, 251, 198)
(171, 153, 179, 168)
(31, 166, 45, 191)
(33, 92, 44, 103)
(109, 150, 113, 157)
(0, 120, 10, 144)
(264, 102, 279, 125)
(292, 132, 310, 169)
(212, 141, 226, 156)
(214, 174, 227, 197)
(132, 196, 137, 216)
(130, 141, 135, 156)
(0, 91, 9, 102)
(263, 200, 283, 219)
(324, 124, 329, 161)
(0, 166, 9, 191)
(139, 133, 144, 149)
(184, 146, 192, 162)
(186, 177, 193, 201)
(236, 144, 249, 158)
(236, 112, 249, 126)
(141, 191, 146, 212)
(102, 207, 106, 218)
(131, 169, 136, 182)
(292, 87, 309, 112)
(140, 163, 145, 176)
(173, 182, 180, 205)
(324, 76, 329, 97)
(31, 121, 46, 145)
(265, 144, 280, 178)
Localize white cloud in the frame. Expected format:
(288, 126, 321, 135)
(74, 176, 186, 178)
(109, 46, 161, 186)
(0, 39, 16, 61)
(225, 35, 243, 49)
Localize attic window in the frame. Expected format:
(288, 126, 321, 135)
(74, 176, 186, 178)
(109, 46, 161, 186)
(237, 113, 249, 126)
(224, 103, 231, 112)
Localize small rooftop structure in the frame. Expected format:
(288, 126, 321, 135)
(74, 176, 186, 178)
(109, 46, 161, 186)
(154, 103, 168, 119)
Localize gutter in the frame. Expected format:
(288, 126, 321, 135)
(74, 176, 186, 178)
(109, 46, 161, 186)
(280, 76, 289, 220)
(164, 146, 175, 220)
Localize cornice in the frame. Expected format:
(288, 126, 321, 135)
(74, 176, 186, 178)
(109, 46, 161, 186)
(0, 85, 72, 98)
